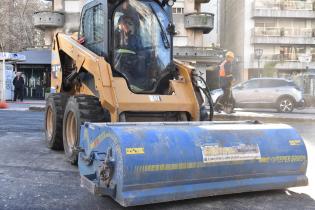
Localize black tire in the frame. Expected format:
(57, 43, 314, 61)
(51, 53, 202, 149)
(208, 95, 214, 120)
(214, 95, 235, 114)
(214, 95, 223, 113)
(202, 89, 214, 121)
(277, 96, 294, 113)
(44, 93, 69, 150)
(63, 95, 107, 165)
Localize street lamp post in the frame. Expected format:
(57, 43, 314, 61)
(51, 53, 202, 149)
(255, 48, 263, 78)
(0, 42, 8, 108)
(0, 43, 6, 102)
(298, 54, 312, 95)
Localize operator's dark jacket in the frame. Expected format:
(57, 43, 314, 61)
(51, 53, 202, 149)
(13, 76, 25, 89)
(114, 29, 142, 52)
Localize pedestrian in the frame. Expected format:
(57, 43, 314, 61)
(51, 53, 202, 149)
(217, 51, 235, 111)
(13, 72, 24, 102)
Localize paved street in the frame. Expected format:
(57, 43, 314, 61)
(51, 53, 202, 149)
(0, 109, 315, 210)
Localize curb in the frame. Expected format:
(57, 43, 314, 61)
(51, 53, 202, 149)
(26, 106, 315, 121)
(213, 113, 315, 122)
(29, 106, 45, 112)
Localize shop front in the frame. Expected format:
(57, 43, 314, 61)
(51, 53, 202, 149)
(16, 49, 51, 99)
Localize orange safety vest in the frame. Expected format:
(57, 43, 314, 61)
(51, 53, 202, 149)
(219, 61, 226, 77)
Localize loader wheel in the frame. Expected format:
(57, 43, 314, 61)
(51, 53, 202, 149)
(63, 95, 107, 165)
(44, 93, 69, 150)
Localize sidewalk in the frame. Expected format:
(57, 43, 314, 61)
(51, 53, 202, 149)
(0, 100, 45, 111)
(214, 107, 315, 122)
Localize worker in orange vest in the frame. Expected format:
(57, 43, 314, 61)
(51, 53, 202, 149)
(219, 51, 235, 108)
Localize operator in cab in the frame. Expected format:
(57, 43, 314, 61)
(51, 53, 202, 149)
(112, 0, 172, 93)
(114, 0, 142, 54)
(113, 0, 146, 90)
(114, 15, 142, 53)
(219, 51, 235, 109)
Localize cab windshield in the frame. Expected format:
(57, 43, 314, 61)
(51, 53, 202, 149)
(113, 0, 171, 93)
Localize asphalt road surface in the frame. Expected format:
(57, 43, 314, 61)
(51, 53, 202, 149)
(0, 110, 315, 210)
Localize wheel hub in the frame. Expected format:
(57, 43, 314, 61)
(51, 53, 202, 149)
(280, 99, 292, 112)
(46, 106, 54, 139)
(65, 111, 77, 152)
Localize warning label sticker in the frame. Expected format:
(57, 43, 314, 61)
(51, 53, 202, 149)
(149, 95, 161, 102)
(289, 140, 302, 146)
(201, 144, 261, 163)
(126, 147, 145, 155)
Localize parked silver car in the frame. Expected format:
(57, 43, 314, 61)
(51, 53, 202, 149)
(211, 78, 305, 113)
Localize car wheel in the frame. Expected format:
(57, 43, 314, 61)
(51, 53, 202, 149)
(277, 97, 294, 113)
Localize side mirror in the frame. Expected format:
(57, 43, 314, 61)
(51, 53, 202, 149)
(167, 23, 176, 36)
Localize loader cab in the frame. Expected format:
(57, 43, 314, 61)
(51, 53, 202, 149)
(79, 0, 175, 94)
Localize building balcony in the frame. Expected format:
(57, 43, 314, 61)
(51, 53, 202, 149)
(252, 36, 315, 45)
(275, 61, 315, 70)
(251, 27, 315, 44)
(184, 12, 214, 34)
(253, 53, 313, 63)
(173, 46, 224, 63)
(195, 0, 211, 3)
(33, 11, 65, 29)
(252, 0, 315, 18)
(250, 53, 315, 70)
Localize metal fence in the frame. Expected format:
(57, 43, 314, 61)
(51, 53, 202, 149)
(254, 0, 314, 11)
(253, 27, 314, 37)
(251, 53, 315, 62)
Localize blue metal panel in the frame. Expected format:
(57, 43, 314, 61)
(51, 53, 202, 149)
(78, 121, 308, 207)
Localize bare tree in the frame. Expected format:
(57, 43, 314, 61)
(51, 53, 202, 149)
(0, 0, 51, 52)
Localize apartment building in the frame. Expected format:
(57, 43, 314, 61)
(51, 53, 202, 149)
(172, 0, 224, 77)
(33, 0, 84, 46)
(220, 0, 315, 81)
(172, 0, 219, 47)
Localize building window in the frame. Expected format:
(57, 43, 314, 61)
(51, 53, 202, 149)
(279, 46, 306, 61)
(255, 22, 275, 28)
(172, 7, 184, 14)
(254, 21, 277, 36)
(311, 48, 315, 61)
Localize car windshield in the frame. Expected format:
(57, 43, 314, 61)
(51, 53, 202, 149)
(112, 0, 171, 93)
